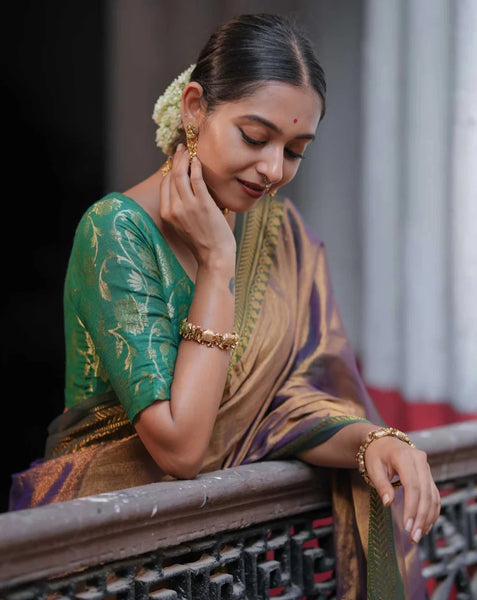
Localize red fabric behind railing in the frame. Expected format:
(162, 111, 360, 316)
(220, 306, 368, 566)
(367, 386, 477, 432)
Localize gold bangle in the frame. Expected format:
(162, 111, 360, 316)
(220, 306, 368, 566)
(179, 318, 239, 350)
(355, 427, 416, 487)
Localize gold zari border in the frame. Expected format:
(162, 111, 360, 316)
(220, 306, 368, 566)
(46, 402, 135, 458)
(231, 196, 284, 368)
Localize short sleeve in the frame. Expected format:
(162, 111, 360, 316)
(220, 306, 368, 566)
(64, 195, 194, 422)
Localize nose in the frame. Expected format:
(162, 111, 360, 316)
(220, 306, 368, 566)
(257, 147, 283, 186)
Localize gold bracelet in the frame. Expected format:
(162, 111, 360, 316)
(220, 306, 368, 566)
(355, 427, 416, 487)
(179, 318, 239, 350)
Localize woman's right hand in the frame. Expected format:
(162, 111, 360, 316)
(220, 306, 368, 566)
(136, 145, 237, 480)
(159, 143, 236, 267)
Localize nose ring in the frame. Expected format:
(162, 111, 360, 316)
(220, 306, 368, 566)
(263, 175, 272, 192)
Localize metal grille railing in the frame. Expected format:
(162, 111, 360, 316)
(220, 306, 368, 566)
(1, 421, 476, 600)
(2, 477, 476, 600)
(3, 512, 336, 600)
(419, 477, 477, 600)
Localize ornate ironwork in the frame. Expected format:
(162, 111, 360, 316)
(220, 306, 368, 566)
(2, 421, 477, 600)
(4, 475, 476, 600)
(2, 512, 336, 600)
(419, 477, 477, 600)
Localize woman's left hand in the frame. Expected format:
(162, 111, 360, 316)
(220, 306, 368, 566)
(364, 436, 441, 543)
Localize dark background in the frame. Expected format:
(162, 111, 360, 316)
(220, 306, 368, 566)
(1, 3, 106, 512)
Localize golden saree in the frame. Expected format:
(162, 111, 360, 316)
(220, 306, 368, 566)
(9, 193, 425, 598)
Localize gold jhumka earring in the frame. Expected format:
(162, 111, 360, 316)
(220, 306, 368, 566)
(160, 157, 172, 177)
(186, 123, 199, 159)
(186, 123, 228, 216)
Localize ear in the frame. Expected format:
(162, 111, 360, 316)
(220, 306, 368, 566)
(180, 82, 206, 126)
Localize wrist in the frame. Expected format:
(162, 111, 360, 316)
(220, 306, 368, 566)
(356, 427, 416, 487)
(197, 252, 236, 276)
(346, 422, 382, 452)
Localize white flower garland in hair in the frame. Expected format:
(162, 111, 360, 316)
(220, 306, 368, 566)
(152, 64, 196, 156)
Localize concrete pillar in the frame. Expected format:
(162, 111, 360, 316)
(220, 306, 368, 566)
(361, 0, 403, 387)
(402, 0, 452, 400)
(451, 0, 477, 411)
(292, 0, 364, 350)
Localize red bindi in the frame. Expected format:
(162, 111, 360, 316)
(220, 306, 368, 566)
(293, 118, 298, 123)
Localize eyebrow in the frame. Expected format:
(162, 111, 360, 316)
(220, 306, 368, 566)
(241, 114, 316, 140)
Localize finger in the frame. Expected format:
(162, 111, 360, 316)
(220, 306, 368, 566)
(161, 145, 185, 216)
(408, 481, 432, 544)
(419, 466, 440, 535)
(189, 157, 209, 199)
(171, 143, 186, 169)
(169, 144, 188, 182)
(173, 147, 197, 202)
(434, 483, 442, 524)
(425, 482, 441, 535)
(400, 483, 419, 538)
(365, 459, 396, 508)
(400, 450, 432, 543)
(168, 145, 190, 211)
(159, 165, 172, 221)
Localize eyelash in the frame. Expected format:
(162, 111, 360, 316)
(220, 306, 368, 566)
(239, 129, 304, 160)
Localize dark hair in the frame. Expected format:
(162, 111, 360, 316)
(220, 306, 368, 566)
(191, 13, 326, 119)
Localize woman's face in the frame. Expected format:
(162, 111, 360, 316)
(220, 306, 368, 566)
(195, 82, 322, 212)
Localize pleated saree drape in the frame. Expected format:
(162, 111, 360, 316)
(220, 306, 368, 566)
(9, 194, 425, 598)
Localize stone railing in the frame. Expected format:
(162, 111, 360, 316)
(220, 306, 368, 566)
(0, 421, 476, 600)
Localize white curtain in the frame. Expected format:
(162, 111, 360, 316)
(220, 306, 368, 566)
(360, 0, 477, 427)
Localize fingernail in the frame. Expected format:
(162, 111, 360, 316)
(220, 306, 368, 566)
(383, 494, 391, 506)
(405, 518, 413, 533)
(412, 528, 422, 544)
(425, 525, 432, 535)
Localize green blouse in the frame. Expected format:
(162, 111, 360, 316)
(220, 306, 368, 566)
(64, 193, 195, 422)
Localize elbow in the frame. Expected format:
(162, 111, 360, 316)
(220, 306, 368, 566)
(167, 460, 201, 479)
(169, 463, 201, 480)
(152, 448, 203, 480)
(134, 413, 205, 480)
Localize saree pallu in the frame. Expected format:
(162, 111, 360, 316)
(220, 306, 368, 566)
(9, 195, 426, 598)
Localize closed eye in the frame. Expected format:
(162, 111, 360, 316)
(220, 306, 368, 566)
(240, 127, 305, 160)
(285, 148, 304, 160)
(240, 128, 265, 146)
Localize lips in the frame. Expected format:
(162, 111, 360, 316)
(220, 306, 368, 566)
(236, 179, 267, 199)
(237, 178, 266, 193)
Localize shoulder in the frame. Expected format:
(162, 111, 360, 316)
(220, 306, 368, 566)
(79, 192, 142, 223)
(75, 193, 157, 241)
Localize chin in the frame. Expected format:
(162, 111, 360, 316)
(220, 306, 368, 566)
(232, 201, 261, 213)
(206, 179, 260, 214)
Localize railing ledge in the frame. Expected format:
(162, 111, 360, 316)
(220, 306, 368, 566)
(0, 460, 330, 587)
(1, 420, 476, 591)
(410, 420, 477, 482)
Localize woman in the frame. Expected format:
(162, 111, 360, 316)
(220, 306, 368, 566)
(10, 13, 439, 598)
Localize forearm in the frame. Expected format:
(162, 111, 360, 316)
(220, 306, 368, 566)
(169, 258, 235, 428)
(135, 257, 236, 477)
(297, 421, 380, 469)
(298, 420, 440, 541)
